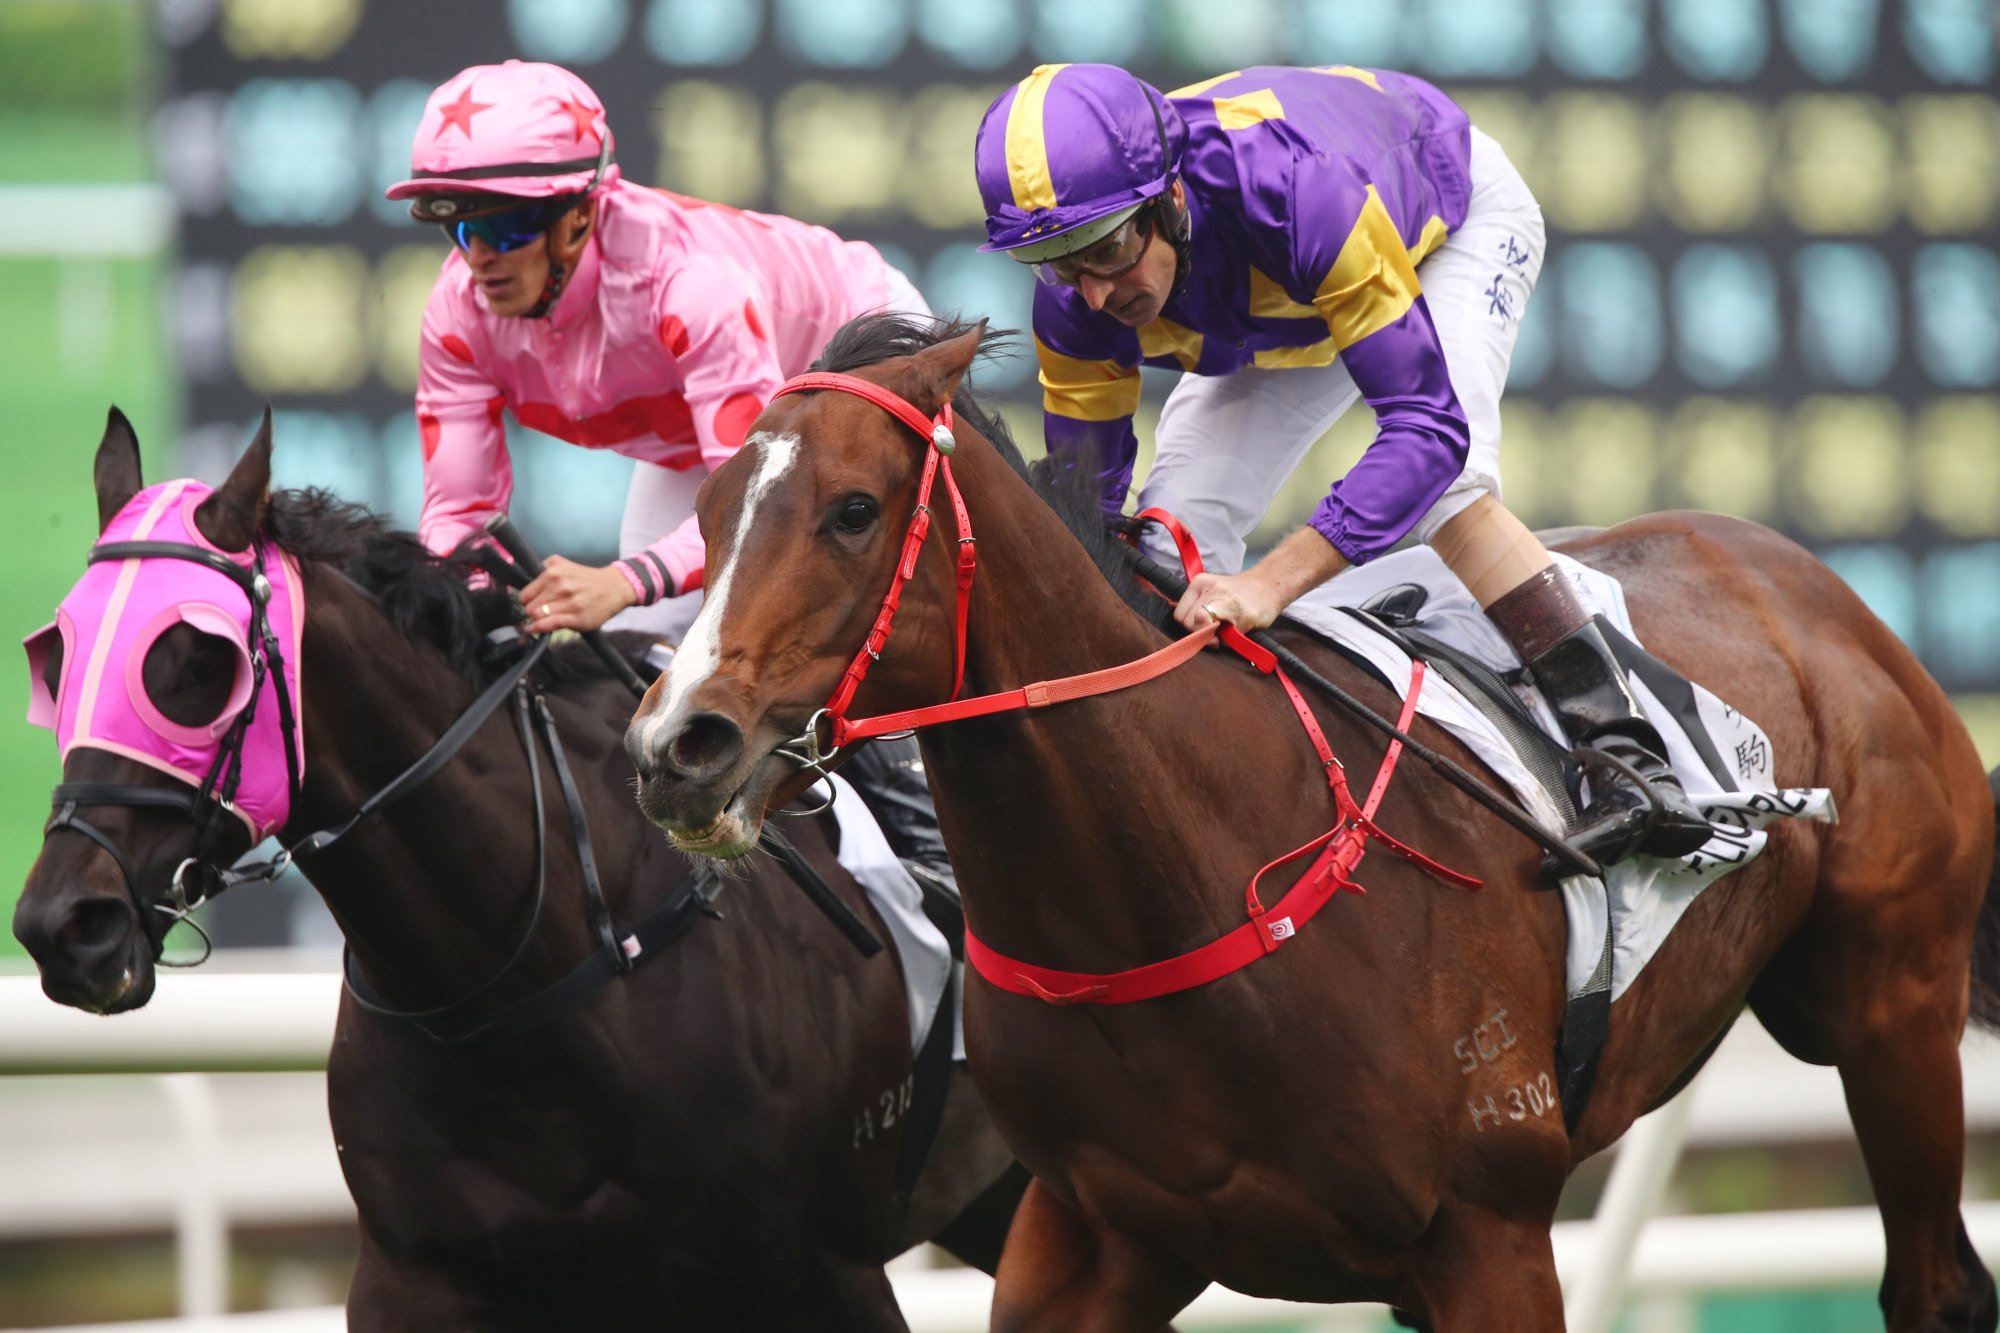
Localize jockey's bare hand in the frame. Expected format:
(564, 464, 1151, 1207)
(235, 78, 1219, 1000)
(1174, 527, 1350, 634)
(1176, 569, 1286, 633)
(520, 556, 638, 635)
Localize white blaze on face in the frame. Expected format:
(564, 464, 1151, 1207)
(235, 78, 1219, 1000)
(640, 431, 800, 757)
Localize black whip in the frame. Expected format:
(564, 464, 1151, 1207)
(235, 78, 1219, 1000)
(1117, 544, 1601, 881)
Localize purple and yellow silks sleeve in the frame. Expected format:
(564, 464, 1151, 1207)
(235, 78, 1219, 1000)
(1032, 285, 1143, 512)
(1293, 179, 1469, 563)
(1309, 296, 1468, 561)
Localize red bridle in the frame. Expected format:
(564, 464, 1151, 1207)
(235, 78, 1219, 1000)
(769, 371, 975, 757)
(765, 368, 1479, 1006)
(770, 370, 1231, 762)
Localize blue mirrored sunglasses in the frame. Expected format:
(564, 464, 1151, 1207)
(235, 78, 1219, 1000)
(442, 203, 556, 254)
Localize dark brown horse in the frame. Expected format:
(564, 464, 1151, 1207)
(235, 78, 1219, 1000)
(14, 411, 1022, 1331)
(626, 316, 2000, 1331)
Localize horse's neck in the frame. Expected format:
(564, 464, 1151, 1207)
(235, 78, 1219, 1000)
(288, 567, 590, 1008)
(947, 443, 1159, 695)
(922, 438, 1336, 966)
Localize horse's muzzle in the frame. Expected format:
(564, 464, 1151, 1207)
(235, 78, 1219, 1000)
(13, 854, 155, 1014)
(627, 706, 771, 858)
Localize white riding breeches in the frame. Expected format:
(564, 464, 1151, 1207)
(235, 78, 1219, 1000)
(1136, 127, 1547, 577)
(607, 266, 934, 642)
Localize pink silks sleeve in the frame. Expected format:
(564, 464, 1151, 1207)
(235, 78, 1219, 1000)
(414, 280, 511, 559)
(639, 260, 788, 595)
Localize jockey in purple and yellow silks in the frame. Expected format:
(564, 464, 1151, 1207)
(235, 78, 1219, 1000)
(975, 64, 1710, 866)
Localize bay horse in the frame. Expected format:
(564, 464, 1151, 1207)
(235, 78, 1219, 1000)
(626, 316, 2000, 1331)
(13, 410, 1022, 1332)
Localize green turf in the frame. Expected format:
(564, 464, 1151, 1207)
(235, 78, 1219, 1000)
(0, 254, 177, 957)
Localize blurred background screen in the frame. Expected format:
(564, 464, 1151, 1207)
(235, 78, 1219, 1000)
(0, 1, 1997, 1327)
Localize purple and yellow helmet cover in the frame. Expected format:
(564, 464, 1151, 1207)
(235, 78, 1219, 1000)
(975, 64, 1187, 255)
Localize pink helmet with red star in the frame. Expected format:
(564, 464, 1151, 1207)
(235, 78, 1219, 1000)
(386, 60, 620, 220)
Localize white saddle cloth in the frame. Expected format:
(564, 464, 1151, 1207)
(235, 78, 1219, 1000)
(826, 771, 964, 1060)
(1287, 548, 1837, 1003)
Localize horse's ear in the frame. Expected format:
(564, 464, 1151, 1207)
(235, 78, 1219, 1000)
(898, 321, 986, 417)
(193, 408, 273, 553)
(94, 407, 144, 532)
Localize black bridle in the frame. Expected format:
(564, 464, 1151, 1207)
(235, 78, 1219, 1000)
(44, 538, 302, 964)
(43, 531, 886, 1043)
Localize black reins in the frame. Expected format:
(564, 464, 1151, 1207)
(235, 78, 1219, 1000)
(44, 528, 885, 1044)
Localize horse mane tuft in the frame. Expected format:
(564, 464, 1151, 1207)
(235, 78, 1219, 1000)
(813, 312, 1168, 629)
(259, 488, 622, 688)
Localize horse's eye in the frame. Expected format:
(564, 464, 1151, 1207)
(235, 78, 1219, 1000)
(832, 495, 879, 536)
(183, 652, 227, 690)
(141, 627, 239, 728)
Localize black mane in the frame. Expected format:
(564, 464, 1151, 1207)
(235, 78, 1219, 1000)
(813, 314, 1167, 627)
(260, 490, 619, 686)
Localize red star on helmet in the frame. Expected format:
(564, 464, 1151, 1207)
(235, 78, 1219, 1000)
(557, 97, 600, 143)
(434, 87, 494, 141)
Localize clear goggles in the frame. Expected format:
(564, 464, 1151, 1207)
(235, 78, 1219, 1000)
(1029, 207, 1155, 287)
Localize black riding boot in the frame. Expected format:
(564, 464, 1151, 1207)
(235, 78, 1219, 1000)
(1487, 569, 1712, 867)
(840, 736, 962, 916)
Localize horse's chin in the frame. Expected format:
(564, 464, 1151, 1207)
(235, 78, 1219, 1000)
(98, 956, 156, 1014)
(43, 934, 156, 1015)
(643, 753, 783, 861)
(667, 795, 764, 860)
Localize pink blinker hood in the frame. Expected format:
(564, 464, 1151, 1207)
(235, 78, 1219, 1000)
(24, 480, 306, 841)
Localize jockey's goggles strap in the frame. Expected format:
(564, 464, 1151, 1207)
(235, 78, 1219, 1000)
(421, 152, 605, 182)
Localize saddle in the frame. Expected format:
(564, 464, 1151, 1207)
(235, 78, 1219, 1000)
(1340, 584, 1580, 829)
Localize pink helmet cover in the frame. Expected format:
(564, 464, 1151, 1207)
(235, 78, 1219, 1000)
(386, 60, 622, 204)
(24, 480, 307, 842)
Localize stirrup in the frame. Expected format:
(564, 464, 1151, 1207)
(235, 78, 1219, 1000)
(1540, 747, 1710, 876)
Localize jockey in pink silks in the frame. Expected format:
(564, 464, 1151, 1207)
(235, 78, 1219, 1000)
(387, 60, 930, 644)
(388, 61, 957, 895)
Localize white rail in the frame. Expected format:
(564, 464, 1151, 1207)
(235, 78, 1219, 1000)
(25, 1208, 2000, 1333)
(0, 183, 175, 257)
(4, 974, 1997, 1330)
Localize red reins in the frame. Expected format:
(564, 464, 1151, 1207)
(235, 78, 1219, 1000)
(767, 370, 1479, 1006)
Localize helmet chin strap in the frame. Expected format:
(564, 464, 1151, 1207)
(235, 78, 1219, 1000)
(1158, 185, 1194, 289)
(524, 203, 593, 320)
(524, 247, 568, 320)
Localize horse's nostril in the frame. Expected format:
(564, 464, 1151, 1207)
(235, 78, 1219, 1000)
(666, 711, 745, 780)
(59, 899, 130, 957)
